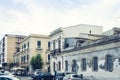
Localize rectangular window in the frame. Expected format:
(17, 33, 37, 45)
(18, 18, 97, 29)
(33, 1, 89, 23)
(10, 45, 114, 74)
(24, 44, 26, 49)
(65, 61, 68, 71)
(27, 42, 29, 49)
(118, 58, 120, 62)
(58, 61, 61, 71)
(24, 56, 26, 63)
(93, 57, 98, 71)
(37, 41, 41, 48)
(48, 42, 50, 50)
(48, 54, 50, 61)
(53, 41, 55, 50)
(106, 55, 113, 71)
(53, 62, 55, 71)
(27, 55, 29, 60)
(21, 57, 23, 62)
(82, 58, 86, 71)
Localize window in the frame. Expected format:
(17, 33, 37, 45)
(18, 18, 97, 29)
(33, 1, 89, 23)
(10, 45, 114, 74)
(21, 57, 23, 62)
(93, 57, 98, 71)
(48, 54, 50, 61)
(27, 55, 29, 60)
(48, 42, 50, 50)
(24, 44, 26, 49)
(27, 42, 29, 49)
(53, 62, 55, 71)
(72, 60, 79, 73)
(81, 58, 86, 71)
(106, 55, 113, 72)
(37, 41, 41, 48)
(58, 39, 61, 52)
(58, 61, 61, 71)
(24, 56, 26, 62)
(89, 30, 92, 33)
(65, 60, 68, 71)
(53, 41, 55, 49)
(118, 58, 120, 62)
(64, 38, 69, 48)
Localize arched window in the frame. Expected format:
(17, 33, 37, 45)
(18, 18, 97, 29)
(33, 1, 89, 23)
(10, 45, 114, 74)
(93, 57, 98, 71)
(65, 60, 68, 71)
(106, 55, 113, 72)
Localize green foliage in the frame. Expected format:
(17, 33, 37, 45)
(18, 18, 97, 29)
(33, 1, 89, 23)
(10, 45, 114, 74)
(30, 57, 35, 69)
(30, 54, 43, 70)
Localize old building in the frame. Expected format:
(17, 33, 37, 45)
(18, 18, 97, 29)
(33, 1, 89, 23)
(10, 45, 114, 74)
(50, 24, 103, 74)
(50, 26, 120, 79)
(13, 34, 50, 72)
(0, 34, 26, 69)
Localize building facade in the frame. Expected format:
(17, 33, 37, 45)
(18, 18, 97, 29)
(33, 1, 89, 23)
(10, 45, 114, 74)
(13, 34, 50, 72)
(50, 26, 120, 79)
(50, 24, 103, 74)
(0, 34, 26, 69)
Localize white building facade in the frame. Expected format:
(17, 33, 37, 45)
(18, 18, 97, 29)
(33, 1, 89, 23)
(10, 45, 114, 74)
(50, 24, 103, 75)
(50, 24, 120, 79)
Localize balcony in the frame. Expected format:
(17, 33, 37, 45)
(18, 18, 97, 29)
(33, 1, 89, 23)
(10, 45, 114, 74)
(50, 49, 61, 56)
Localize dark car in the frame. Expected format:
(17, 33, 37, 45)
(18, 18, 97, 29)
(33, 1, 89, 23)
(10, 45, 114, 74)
(36, 72, 55, 80)
(55, 73, 65, 80)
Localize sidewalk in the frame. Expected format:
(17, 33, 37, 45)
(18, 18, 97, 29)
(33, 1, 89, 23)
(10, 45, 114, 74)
(84, 76, 120, 80)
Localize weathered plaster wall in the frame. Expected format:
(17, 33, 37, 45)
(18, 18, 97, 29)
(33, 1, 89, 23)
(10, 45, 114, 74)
(51, 41, 120, 78)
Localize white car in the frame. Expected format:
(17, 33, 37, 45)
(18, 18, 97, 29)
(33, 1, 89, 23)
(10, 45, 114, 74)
(63, 74, 83, 80)
(0, 75, 20, 80)
(0, 71, 15, 77)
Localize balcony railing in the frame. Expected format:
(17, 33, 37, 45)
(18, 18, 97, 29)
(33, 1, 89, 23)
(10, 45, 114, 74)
(50, 49, 61, 56)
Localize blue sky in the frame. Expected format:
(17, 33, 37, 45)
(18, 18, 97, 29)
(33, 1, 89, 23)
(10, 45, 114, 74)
(0, 0, 120, 38)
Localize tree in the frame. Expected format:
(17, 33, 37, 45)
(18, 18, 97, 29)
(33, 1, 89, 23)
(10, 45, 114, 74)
(30, 54, 43, 70)
(30, 56, 35, 70)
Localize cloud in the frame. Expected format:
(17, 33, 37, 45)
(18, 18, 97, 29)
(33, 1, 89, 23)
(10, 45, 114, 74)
(0, 0, 120, 37)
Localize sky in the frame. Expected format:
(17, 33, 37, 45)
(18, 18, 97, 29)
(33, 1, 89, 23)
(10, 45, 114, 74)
(0, 0, 120, 38)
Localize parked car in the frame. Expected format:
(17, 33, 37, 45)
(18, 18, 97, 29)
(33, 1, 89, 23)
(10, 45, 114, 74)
(31, 71, 41, 80)
(63, 74, 83, 80)
(36, 72, 55, 80)
(55, 72, 65, 80)
(0, 71, 15, 77)
(0, 75, 20, 80)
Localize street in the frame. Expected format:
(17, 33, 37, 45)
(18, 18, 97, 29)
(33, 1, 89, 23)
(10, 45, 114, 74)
(17, 76, 32, 80)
